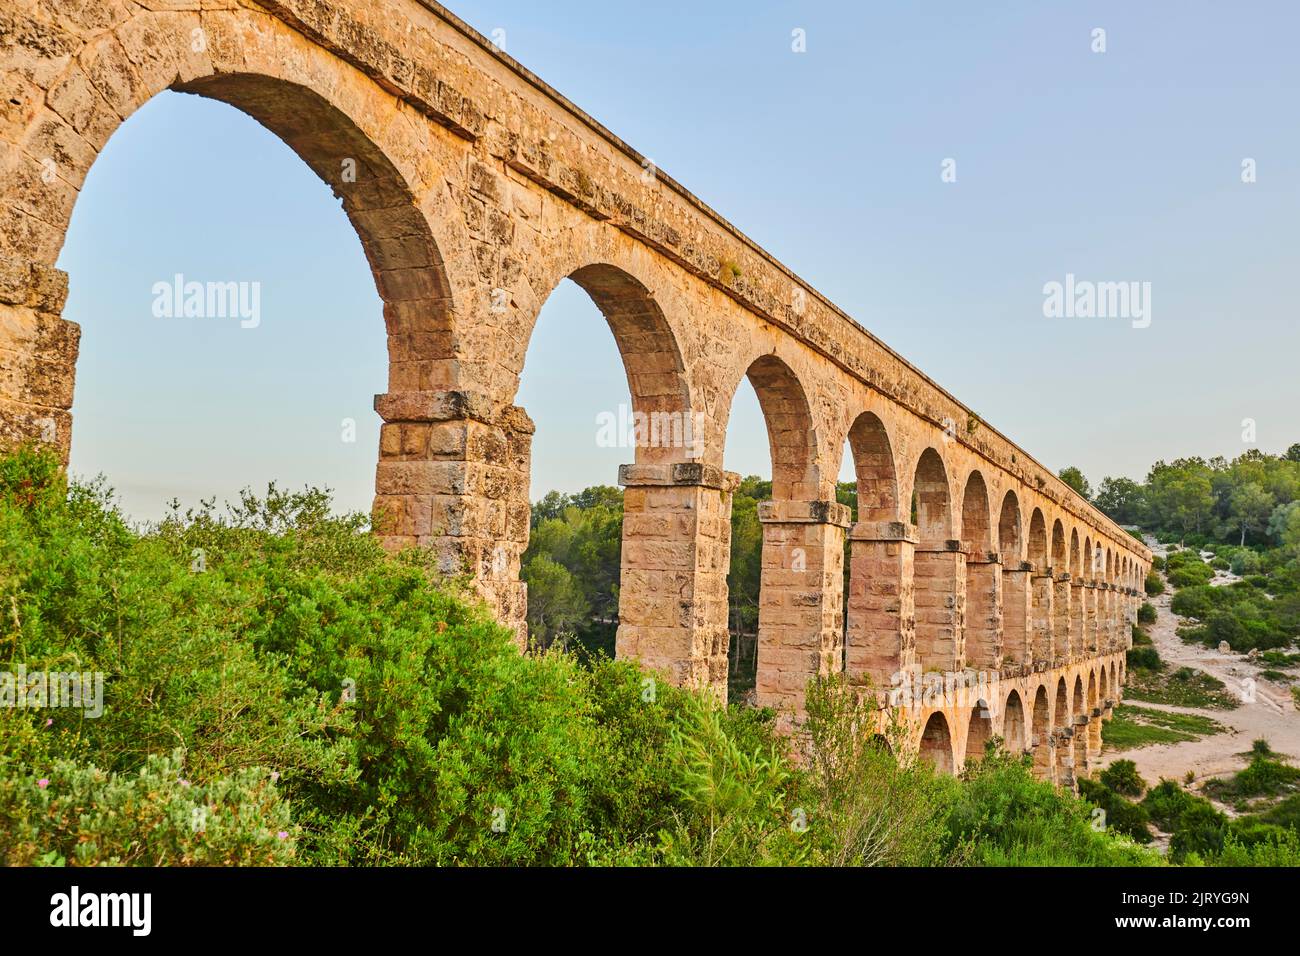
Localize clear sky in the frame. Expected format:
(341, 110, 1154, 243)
(59, 0, 1300, 521)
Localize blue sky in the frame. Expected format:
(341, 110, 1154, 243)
(59, 1, 1300, 520)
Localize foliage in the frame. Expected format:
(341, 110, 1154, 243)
(941, 751, 1159, 865)
(799, 677, 951, 866)
(3, 444, 1289, 869)
(1099, 759, 1147, 797)
(1126, 646, 1162, 671)
(1077, 777, 1153, 843)
(522, 487, 623, 656)
(1058, 466, 1093, 500)
(655, 691, 802, 866)
(0, 750, 293, 866)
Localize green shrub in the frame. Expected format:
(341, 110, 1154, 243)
(1077, 778, 1153, 843)
(1230, 551, 1262, 576)
(1127, 646, 1162, 671)
(0, 750, 293, 866)
(1203, 829, 1300, 866)
(799, 677, 950, 866)
(1099, 759, 1147, 797)
(1167, 562, 1213, 589)
(1145, 570, 1165, 596)
(1137, 602, 1157, 624)
(1169, 801, 1228, 861)
(654, 692, 803, 866)
(943, 753, 1158, 865)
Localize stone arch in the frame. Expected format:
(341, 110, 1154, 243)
(740, 354, 819, 502)
(739, 353, 834, 717)
(911, 448, 960, 670)
(1028, 509, 1048, 569)
(843, 411, 907, 686)
(911, 448, 953, 542)
(1073, 674, 1090, 775)
(1100, 663, 1110, 702)
(516, 262, 695, 658)
(1066, 527, 1084, 659)
(523, 263, 691, 466)
(1049, 519, 1070, 658)
(4, 11, 468, 458)
(1031, 684, 1053, 779)
(998, 491, 1023, 563)
(846, 411, 900, 522)
(1054, 676, 1073, 784)
(961, 471, 997, 669)
(998, 490, 1029, 665)
(965, 702, 995, 765)
(1083, 536, 1094, 579)
(1054, 676, 1070, 726)
(960, 471, 992, 553)
(1003, 689, 1027, 753)
(919, 711, 955, 775)
(1028, 509, 1051, 661)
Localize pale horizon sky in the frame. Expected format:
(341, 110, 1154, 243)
(57, 0, 1300, 521)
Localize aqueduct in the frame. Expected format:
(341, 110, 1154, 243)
(0, 0, 1149, 780)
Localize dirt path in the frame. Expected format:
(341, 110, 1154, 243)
(1095, 536, 1299, 786)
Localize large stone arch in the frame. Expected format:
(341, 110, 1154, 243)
(911, 447, 953, 542)
(1072, 673, 1089, 776)
(1086, 668, 1102, 758)
(919, 711, 955, 775)
(1050, 518, 1071, 660)
(2, 6, 471, 456)
(507, 258, 709, 680)
(845, 410, 901, 523)
(1053, 675, 1073, 783)
(911, 447, 962, 671)
(1028, 509, 1052, 663)
(517, 261, 692, 464)
(1003, 688, 1027, 754)
(961, 470, 999, 669)
(844, 410, 911, 686)
(998, 490, 1023, 564)
(998, 490, 1029, 666)
(731, 353, 820, 501)
(732, 352, 843, 719)
(1028, 509, 1048, 569)
(1067, 527, 1085, 661)
(964, 701, 995, 766)
(1051, 518, 1067, 570)
(1031, 684, 1053, 780)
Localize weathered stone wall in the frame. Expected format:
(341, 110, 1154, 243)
(0, 0, 1150, 773)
